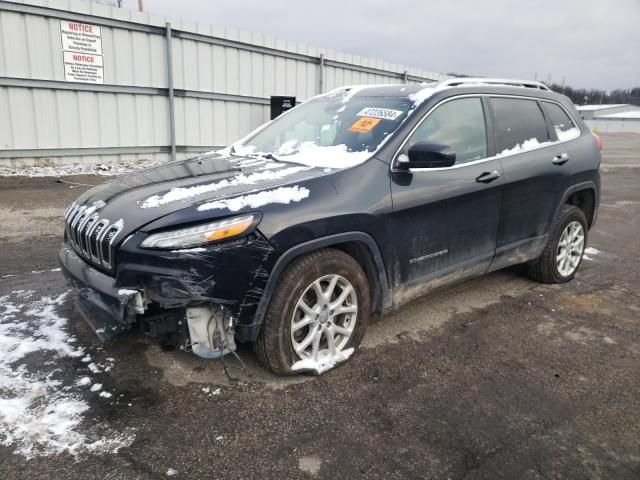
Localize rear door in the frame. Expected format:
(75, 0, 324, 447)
(389, 96, 504, 299)
(489, 96, 575, 270)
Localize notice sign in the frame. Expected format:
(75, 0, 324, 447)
(63, 52, 104, 84)
(60, 20, 103, 84)
(61, 20, 102, 54)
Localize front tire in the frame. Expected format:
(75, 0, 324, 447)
(253, 248, 371, 375)
(526, 205, 588, 283)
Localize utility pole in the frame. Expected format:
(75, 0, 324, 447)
(561, 76, 566, 95)
(138, 0, 144, 12)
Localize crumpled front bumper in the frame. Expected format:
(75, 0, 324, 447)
(59, 246, 140, 340)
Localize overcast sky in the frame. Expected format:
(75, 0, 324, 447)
(122, 0, 639, 91)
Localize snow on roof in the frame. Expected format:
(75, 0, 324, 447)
(576, 104, 628, 111)
(595, 111, 640, 119)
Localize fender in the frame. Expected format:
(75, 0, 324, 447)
(238, 232, 392, 342)
(555, 181, 599, 228)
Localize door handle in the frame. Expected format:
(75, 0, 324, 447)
(552, 152, 570, 165)
(476, 170, 501, 183)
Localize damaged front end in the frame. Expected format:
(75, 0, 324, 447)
(184, 305, 237, 358)
(59, 219, 276, 368)
(140, 302, 243, 367)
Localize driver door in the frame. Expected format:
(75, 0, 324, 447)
(389, 96, 504, 297)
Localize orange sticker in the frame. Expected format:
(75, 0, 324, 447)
(348, 116, 381, 133)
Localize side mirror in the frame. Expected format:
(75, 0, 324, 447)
(397, 142, 456, 170)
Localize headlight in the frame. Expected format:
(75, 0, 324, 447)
(140, 214, 257, 249)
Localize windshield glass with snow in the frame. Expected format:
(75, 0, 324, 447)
(236, 92, 413, 168)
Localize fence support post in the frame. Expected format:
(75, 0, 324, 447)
(403, 70, 409, 84)
(165, 22, 177, 162)
(318, 53, 325, 94)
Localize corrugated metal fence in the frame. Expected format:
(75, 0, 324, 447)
(0, 0, 449, 167)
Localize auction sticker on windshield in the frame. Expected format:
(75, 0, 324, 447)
(357, 107, 403, 120)
(349, 117, 381, 133)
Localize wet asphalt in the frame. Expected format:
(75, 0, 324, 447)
(0, 133, 639, 479)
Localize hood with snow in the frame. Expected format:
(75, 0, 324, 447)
(72, 153, 335, 238)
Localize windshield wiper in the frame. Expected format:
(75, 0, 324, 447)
(244, 151, 284, 162)
(263, 152, 283, 161)
(228, 145, 244, 158)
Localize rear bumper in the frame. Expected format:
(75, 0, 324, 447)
(59, 246, 138, 340)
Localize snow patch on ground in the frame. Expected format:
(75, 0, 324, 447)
(291, 348, 354, 374)
(298, 454, 322, 476)
(201, 387, 221, 397)
(0, 290, 134, 458)
(197, 186, 310, 212)
(583, 247, 601, 261)
(141, 166, 309, 209)
(0, 160, 167, 178)
(0, 268, 62, 280)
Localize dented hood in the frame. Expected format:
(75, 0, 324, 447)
(72, 153, 326, 238)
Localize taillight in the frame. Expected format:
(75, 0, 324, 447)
(592, 131, 603, 150)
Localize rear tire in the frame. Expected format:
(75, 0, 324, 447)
(526, 205, 588, 284)
(253, 248, 370, 375)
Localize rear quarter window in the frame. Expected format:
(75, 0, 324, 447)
(543, 102, 580, 142)
(491, 98, 550, 155)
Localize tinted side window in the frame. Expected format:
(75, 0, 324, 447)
(405, 97, 487, 164)
(491, 98, 550, 154)
(544, 102, 580, 142)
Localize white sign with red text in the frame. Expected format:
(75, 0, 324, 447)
(63, 51, 104, 84)
(61, 20, 102, 54)
(61, 20, 104, 84)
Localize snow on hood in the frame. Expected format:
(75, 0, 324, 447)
(197, 185, 310, 212)
(0, 290, 134, 458)
(141, 165, 311, 209)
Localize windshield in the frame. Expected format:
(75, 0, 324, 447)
(234, 91, 413, 168)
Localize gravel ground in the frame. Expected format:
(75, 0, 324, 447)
(0, 133, 638, 479)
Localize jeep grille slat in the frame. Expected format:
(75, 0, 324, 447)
(64, 203, 123, 273)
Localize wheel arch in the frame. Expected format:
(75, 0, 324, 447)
(560, 182, 598, 228)
(242, 232, 392, 342)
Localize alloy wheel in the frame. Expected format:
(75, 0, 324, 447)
(556, 220, 585, 277)
(290, 274, 358, 362)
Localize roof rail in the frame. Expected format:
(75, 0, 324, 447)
(438, 77, 551, 91)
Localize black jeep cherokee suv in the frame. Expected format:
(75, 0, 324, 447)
(60, 78, 601, 375)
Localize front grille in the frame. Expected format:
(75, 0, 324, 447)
(64, 202, 124, 272)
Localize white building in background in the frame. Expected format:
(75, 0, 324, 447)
(576, 104, 640, 120)
(0, 0, 449, 168)
(578, 104, 640, 133)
